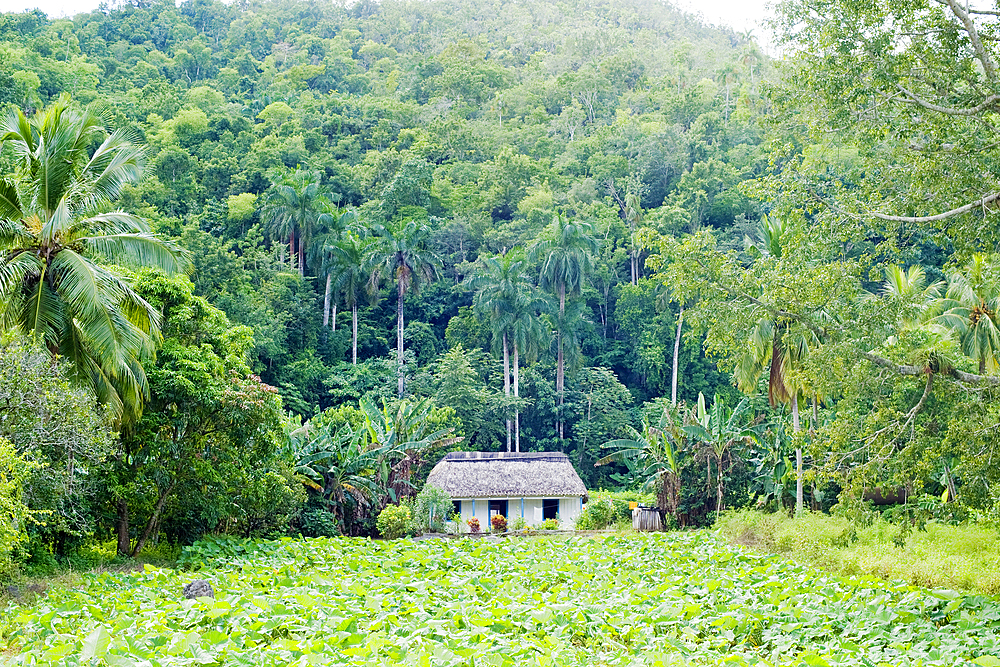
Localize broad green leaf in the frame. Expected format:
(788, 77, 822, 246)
(80, 626, 111, 660)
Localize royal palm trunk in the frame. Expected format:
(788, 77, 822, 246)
(503, 332, 511, 452)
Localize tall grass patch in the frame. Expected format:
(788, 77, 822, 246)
(717, 509, 1000, 594)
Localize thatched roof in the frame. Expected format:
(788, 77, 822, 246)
(426, 452, 587, 498)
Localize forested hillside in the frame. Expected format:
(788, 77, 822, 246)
(2, 0, 997, 564)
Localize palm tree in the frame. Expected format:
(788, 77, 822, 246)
(369, 219, 441, 398)
(311, 207, 358, 329)
(736, 214, 817, 513)
(732, 314, 816, 513)
(624, 191, 643, 285)
(530, 214, 599, 445)
(260, 169, 334, 276)
(467, 253, 519, 450)
(654, 284, 686, 406)
(509, 290, 548, 452)
(932, 254, 1000, 375)
(329, 231, 372, 365)
(0, 98, 187, 423)
(466, 252, 534, 451)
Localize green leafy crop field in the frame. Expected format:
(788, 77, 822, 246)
(3, 533, 999, 666)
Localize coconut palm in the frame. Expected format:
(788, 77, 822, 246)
(369, 219, 441, 398)
(260, 169, 334, 276)
(328, 231, 373, 365)
(735, 214, 817, 513)
(0, 98, 187, 423)
(530, 214, 599, 445)
(932, 254, 1000, 375)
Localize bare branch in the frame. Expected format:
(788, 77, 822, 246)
(862, 351, 1000, 386)
(869, 191, 1000, 223)
(950, 367, 1000, 386)
(895, 84, 1000, 116)
(861, 352, 924, 376)
(943, 0, 999, 81)
(900, 371, 934, 433)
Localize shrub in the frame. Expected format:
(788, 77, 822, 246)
(300, 508, 339, 537)
(540, 518, 559, 530)
(491, 514, 507, 533)
(446, 511, 462, 534)
(578, 490, 654, 530)
(576, 500, 615, 530)
(466, 517, 481, 534)
(510, 516, 527, 532)
(1, 437, 35, 582)
(376, 504, 411, 540)
(414, 484, 454, 533)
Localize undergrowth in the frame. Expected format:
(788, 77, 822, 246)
(716, 509, 1000, 595)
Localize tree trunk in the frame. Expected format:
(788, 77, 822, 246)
(297, 232, 305, 277)
(792, 392, 803, 514)
(671, 306, 684, 405)
(557, 282, 566, 447)
(513, 343, 520, 453)
(397, 280, 405, 398)
(323, 273, 331, 327)
(116, 499, 130, 557)
(716, 454, 724, 520)
(352, 304, 358, 365)
(131, 480, 176, 557)
(331, 303, 337, 331)
(503, 332, 511, 453)
(289, 232, 296, 272)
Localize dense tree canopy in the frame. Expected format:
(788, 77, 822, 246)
(1, 0, 998, 566)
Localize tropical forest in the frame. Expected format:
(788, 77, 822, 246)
(2, 0, 1000, 664)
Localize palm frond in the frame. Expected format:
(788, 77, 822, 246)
(80, 129, 146, 209)
(0, 177, 22, 221)
(78, 230, 190, 273)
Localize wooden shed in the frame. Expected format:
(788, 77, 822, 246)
(425, 452, 588, 528)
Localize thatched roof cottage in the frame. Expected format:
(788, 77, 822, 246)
(426, 452, 588, 528)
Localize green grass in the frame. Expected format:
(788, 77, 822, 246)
(4, 532, 1000, 666)
(1, 540, 181, 607)
(716, 509, 1000, 595)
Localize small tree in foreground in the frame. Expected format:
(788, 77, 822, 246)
(414, 484, 453, 533)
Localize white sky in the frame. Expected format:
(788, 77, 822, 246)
(7, 0, 778, 37)
(676, 0, 775, 47)
(7, 0, 777, 50)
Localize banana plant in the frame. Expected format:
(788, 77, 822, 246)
(359, 397, 462, 505)
(295, 423, 384, 534)
(750, 422, 793, 510)
(683, 392, 759, 520)
(597, 405, 685, 516)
